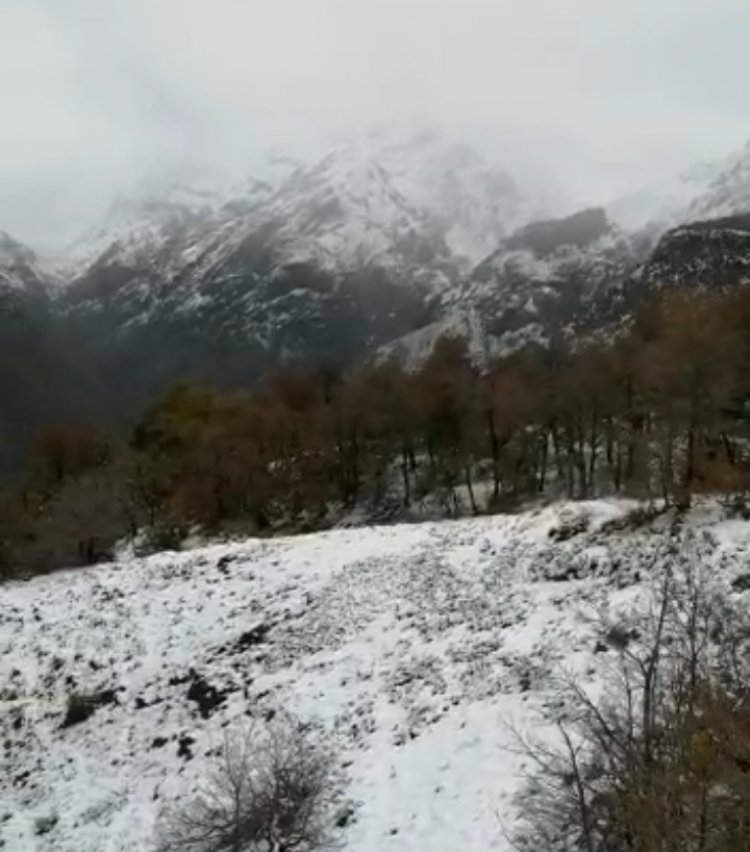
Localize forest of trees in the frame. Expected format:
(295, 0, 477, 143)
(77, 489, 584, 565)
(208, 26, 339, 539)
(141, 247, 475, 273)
(4, 286, 750, 577)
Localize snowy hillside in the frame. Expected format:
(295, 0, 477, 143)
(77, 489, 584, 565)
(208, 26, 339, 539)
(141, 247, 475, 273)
(635, 213, 750, 291)
(235, 144, 451, 278)
(53, 128, 560, 289)
(434, 208, 637, 357)
(0, 231, 49, 294)
(376, 307, 491, 369)
(609, 162, 719, 234)
(47, 130, 750, 387)
(50, 129, 562, 390)
(376, 208, 638, 368)
(4, 500, 750, 851)
(364, 128, 564, 265)
(610, 141, 750, 234)
(55, 186, 228, 283)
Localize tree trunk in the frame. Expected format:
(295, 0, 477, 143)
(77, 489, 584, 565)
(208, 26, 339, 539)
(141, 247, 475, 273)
(464, 462, 479, 515)
(614, 431, 623, 492)
(426, 433, 436, 479)
(550, 420, 565, 486)
(407, 441, 417, 472)
(683, 389, 698, 506)
(486, 408, 501, 501)
(625, 373, 636, 484)
(605, 414, 614, 468)
(401, 445, 411, 507)
(588, 402, 599, 494)
(537, 432, 548, 493)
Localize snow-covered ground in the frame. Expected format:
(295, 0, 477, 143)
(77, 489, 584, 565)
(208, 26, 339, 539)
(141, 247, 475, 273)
(3, 500, 750, 851)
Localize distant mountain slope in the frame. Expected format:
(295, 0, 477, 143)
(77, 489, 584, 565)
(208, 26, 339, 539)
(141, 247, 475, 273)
(597, 213, 750, 324)
(384, 203, 750, 368)
(610, 141, 750, 235)
(640, 214, 750, 289)
(44, 131, 560, 411)
(383, 208, 638, 365)
(461, 208, 635, 341)
(9, 132, 750, 475)
(0, 235, 107, 477)
(0, 231, 49, 294)
(363, 128, 564, 264)
(57, 129, 561, 282)
(57, 146, 452, 409)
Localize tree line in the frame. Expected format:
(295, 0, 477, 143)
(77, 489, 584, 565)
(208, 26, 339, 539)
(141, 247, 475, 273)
(4, 286, 750, 576)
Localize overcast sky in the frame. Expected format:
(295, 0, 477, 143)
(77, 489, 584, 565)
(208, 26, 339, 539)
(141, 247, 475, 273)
(4, 0, 750, 248)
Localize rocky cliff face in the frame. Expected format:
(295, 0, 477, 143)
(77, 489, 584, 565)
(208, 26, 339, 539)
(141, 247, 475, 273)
(380, 208, 639, 365)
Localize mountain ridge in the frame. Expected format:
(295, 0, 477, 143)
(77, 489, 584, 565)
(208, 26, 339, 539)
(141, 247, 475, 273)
(6, 132, 750, 475)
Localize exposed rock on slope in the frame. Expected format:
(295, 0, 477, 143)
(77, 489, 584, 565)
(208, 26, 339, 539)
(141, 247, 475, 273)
(597, 213, 750, 324)
(387, 208, 638, 364)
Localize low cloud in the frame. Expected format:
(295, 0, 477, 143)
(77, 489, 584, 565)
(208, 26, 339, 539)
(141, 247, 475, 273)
(3, 0, 750, 247)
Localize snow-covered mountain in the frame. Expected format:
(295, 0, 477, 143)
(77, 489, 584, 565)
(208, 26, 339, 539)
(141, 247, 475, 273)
(56, 186, 225, 282)
(7, 128, 750, 456)
(56, 142, 457, 397)
(382, 208, 638, 366)
(0, 230, 50, 294)
(27, 130, 564, 410)
(359, 128, 564, 265)
(605, 212, 750, 322)
(55, 128, 561, 286)
(52, 160, 304, 284)
(3, 498, 749, 851)
(610, 141, 750, 236)
(457, 208, 636, 347)
(224, 143, 456, 283)
(392, 193, 750, 367)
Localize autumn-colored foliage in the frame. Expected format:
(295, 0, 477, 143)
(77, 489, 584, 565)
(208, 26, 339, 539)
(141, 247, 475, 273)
(5, 286, 750, 575)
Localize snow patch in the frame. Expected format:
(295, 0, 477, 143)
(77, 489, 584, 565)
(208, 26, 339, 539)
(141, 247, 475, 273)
(4, 500, 750, 851)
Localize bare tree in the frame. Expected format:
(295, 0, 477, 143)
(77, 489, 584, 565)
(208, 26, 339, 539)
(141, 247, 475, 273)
(512, 541, 750, 852)
(158, 718, 344, 852)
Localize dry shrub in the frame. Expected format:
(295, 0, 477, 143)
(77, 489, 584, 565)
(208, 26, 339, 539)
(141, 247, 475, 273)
(513, 542, 750, 852)
(158, 717, 344, 852)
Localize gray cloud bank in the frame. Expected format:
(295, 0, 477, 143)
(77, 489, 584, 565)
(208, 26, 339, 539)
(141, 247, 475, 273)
(3, 0, 750, 247)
